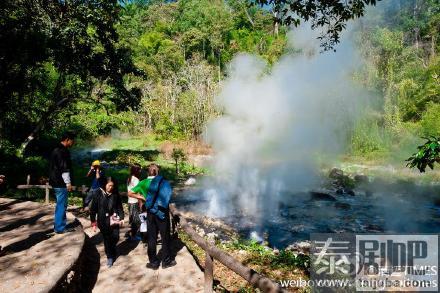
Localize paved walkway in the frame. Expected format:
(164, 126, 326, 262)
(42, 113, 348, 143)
(73, 208, 204, 292)
(0, 197, 84, 293)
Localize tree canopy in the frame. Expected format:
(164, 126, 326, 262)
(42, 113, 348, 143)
(254, 0, 379, 50)
(0, 0, 139, 147)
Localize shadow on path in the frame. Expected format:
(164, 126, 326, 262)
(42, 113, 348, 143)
(156, 233, 186, 261)
(116, 239, 140, 261)
(1, 228, 54, 256)
(0, 199, 21, 211)
(0, 213, 47, 232)
(77, 234, 101, 293)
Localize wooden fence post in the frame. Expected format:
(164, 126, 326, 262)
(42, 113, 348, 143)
(204, 252, 214, 293)
(45, 182, 50, 204)
(26, 174, 31, 198)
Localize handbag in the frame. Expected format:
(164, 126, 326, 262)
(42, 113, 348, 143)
(110, 213, 121, 226)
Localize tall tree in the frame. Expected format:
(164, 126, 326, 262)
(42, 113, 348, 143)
(0, 0, 139, 151)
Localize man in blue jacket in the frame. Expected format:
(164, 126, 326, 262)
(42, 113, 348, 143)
(129, 163, 176, 269)
(49, 131, 75, 234)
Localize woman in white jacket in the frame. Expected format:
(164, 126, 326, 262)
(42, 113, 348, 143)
(126, 164, 142, 241)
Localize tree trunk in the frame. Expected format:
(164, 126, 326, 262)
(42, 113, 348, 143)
(18, 96, 69, 156)
(272, 9, 279, 36)
(413, 0, 420, 49)
(217, 50, 221, 82)
(242, 1, 254, 27)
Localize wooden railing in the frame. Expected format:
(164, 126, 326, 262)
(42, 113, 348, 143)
(15, 174, 133, 204)
(16, 184, 89, 204)
(16, 175, 89, 204)
(169, 203, 284, 293)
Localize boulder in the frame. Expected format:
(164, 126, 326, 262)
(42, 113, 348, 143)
(329, 168, 344, 179)
(310, 191, 336, 201)
(184, 176, 197, 186)
(345, 189, 355, 196)
(206, 232, 218, 242)
(354, 174, 369, 184)
(286, 241, 311, 254)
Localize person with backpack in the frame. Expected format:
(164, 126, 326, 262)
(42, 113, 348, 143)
(90, 177, 124, 268)
(128, 163, 176, 269)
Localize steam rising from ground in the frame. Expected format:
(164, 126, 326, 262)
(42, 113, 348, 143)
(203, 26, 367, 219)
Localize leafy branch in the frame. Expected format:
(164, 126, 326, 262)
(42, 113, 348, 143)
(406, 136, 440, 172)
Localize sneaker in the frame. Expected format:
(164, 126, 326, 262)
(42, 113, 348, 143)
(54, 227, 76, 234)
(107, 258, 114, 268)
(161, 259, 177, 269)
(146, 261, 160, 270)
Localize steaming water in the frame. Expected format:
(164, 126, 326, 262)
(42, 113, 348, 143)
(181, 11, 440, 249)
(174, 185, 440, 248)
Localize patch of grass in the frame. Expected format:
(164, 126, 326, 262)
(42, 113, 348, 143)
(223, 238, 310, 270)
(108, 134, 162, 150)
(2, 188, 46, 202)
(270, 250, 310, 270)
(101, 149, 160, 164)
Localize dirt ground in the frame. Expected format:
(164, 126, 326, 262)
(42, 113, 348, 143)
(71, 207, 204, 293)
(0, 197, 204, 293)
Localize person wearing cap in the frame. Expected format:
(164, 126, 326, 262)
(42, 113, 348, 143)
(84, 160, 106, 210)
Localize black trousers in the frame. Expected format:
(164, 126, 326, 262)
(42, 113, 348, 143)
(128, 203, 140, 236)
(147, 211, 171, 264)
(102, 227, 119, 259)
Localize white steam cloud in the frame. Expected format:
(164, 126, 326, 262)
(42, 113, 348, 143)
(202, 25, 367, 222)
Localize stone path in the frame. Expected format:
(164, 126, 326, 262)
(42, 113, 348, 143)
(0, 197, 84, 293)
(0, 197, 204, 293)
(73, 208, 204, 293)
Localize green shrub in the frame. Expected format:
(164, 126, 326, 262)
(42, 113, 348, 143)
(351, 117, 391, 157)
(420, 103, 440, 137)
(270, 250, 310, 270)
(23, 156, 49, 175)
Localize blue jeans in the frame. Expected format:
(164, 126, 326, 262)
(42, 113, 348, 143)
(54, 188, 68, 232)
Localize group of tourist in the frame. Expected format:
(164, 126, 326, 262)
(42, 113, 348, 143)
(49, 131, 176, 269)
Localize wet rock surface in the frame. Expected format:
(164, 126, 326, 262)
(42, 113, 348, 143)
(173, 169, 440, 249)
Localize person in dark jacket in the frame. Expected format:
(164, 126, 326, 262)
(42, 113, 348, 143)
(90, 177, 124, 267)
(49, 132, 75, 234)
(129, 163, 175, 270)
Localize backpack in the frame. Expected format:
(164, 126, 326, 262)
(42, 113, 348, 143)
(145, 175, 172, 219)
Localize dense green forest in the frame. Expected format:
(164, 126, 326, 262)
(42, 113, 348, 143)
(353, 0, 440, 162)
(0, 0, 439, 183)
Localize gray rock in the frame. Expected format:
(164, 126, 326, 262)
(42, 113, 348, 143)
(354, 174, 369, 184)
(286, 241, 311, 254)
(184, 176, 197, 186)
(329, 168, 344, 179)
